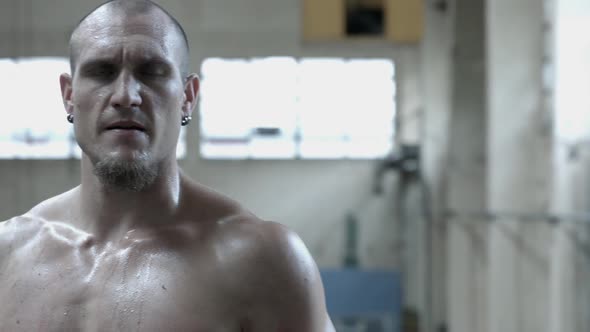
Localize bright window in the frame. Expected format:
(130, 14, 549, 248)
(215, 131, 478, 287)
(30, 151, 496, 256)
(199, 57, 396, 159)
(0, 57, 77, 159)
(0, 57, 186, 159)
(555, 1, 590, 144)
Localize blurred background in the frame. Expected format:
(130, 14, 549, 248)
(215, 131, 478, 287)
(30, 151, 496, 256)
(0, 0, 589, 331)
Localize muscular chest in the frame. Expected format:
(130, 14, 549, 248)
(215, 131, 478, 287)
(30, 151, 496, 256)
(0, 243, 242, 332)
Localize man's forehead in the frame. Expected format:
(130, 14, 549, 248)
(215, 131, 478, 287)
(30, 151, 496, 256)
(69, 1, 189, 76)
(77, 40, 170, 65)
(76, 8, 171, 43)
(73, 11, 182, 62)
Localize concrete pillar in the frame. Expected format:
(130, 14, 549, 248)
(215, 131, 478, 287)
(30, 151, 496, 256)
(486, 1, 553, 332)
(420, 1, 454, 330)
(446, 1, 487, 332)
(395, 47, 427, 327)
(549, 219, 576, 332)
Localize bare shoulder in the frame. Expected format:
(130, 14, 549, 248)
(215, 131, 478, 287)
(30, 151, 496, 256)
(0, 214, 43, 263)
(181, 178, 334, 330)
(212, 216, 335, 332)
(216, 217, 315, 272)
(183, 179, 321, 299)
(0, 214, 44, 244)
(0, 187, 79, 261)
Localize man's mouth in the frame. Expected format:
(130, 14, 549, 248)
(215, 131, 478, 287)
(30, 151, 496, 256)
(105, 121, 146, 132)
(107, 126, 145, 131)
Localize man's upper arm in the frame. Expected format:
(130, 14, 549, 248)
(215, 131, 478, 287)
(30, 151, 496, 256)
(251, 222, 335, 332)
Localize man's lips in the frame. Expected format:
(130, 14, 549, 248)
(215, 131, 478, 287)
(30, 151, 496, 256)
(105, 121, 146, 132)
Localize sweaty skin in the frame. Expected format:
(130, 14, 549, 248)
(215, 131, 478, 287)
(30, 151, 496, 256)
(0, 176, 334, 331)
(0, 1, 335, 331)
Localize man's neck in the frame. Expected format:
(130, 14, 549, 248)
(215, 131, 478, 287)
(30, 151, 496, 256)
(74, 156, 183, 243)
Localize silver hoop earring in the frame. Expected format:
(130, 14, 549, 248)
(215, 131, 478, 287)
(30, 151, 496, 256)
(181, 115, 192, 126)
(67, 114, 74, 124)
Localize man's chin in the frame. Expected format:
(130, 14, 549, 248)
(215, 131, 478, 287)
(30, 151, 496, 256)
(93, 153, 159, 192)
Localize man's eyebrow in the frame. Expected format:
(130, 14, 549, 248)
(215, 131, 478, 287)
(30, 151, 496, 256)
(140, 57, 173, 67)
(78, 58, 117, 70)
(78, 55, 171, 68)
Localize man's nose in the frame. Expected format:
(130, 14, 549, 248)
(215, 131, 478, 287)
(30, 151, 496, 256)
(111, 72, 142, 109)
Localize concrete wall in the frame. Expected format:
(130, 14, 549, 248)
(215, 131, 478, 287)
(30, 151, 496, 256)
(418, 1, 454, 330)
(0, 0, 417, 269)
(446, 0, 488, 331)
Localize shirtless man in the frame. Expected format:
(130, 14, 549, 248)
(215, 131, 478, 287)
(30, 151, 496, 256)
(0, 1, 335, 331)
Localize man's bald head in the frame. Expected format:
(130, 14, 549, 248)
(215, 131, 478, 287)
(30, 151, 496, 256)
(69, 0, 190, 78)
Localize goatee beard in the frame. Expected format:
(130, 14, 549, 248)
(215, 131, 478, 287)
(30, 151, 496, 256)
(93, 154, 159, 192)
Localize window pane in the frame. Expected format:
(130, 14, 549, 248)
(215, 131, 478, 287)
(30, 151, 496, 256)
(199, 57, 396, 160)
(555, 14, 590, 143)
(0, 57, 77, 159)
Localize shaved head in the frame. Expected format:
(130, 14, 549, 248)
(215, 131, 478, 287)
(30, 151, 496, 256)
(69, 0, 190, 78)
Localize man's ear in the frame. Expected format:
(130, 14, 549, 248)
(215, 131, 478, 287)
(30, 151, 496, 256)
(182, 73, 200, 116)
(59, 73, 74, 114)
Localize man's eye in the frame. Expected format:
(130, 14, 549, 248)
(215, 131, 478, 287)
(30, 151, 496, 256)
(86, 66, 117, 79)
(139, 66, 167, 77)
